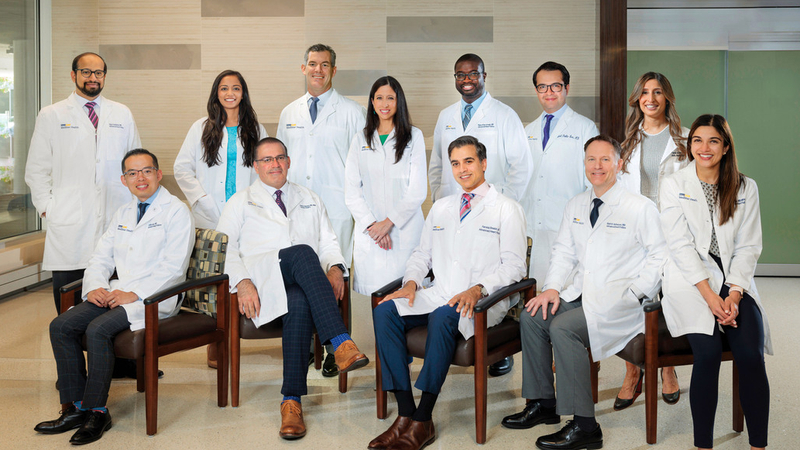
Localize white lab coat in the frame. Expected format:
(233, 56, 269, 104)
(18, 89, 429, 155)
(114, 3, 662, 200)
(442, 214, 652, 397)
(659, 163, 772, 354)
(344, 127, 428, 295)
(216, 180, 345, 328)
(429, 93, 532, 202)
(25, 93, 142, 270)
(393, 184, 527, 340)
(521, 106, 598, 283)
(276, 89, 366, 265)
(543, 183, 667, 360)
(618, 126, 689, 206)
(81, 187, 194, 331)
(173, 117, 267, 229)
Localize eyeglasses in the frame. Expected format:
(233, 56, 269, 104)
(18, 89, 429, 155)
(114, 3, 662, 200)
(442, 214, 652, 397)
(123, 167, 157, 179)
(454, 71, 482, 81)
(536, 83, 565, 93)
(255, 155, 288, 164)
(76, 68, 107, 79)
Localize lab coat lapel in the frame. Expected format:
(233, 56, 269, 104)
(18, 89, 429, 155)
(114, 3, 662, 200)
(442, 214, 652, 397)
(135, 187, 168, 229)
(312, 89, 339, 131)
(546, 107, 572, 152)
(69, 94, 97, 136)
(253, 181, 290, 220)
(283, 182, 303, 215)
(589, 184, 621, 233)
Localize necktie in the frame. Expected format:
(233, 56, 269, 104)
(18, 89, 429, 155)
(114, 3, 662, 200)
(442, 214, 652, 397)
(542, 114, 554, 149)
(309, 97, 319, 123)
(590, 198, 603, 228)
(137, 202, 148, 224)
(460, 193, 474, 222)
(462, 104, 473, 130)
(275, 189, 287, 216)
(86, 101, 98, 129)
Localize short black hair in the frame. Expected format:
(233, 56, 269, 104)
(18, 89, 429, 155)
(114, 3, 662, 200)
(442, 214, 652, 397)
(533, 61, 569, 86)
(447, 135, 487, 161)
(454, 53, 485, 73)
(584, 134, 622, 158)
(72, 52, 107, 73)
(256, 137, 289, 157)
(121, 148, 159, 173)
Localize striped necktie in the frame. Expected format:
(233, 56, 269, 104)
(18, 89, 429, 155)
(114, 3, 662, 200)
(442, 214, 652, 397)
(463, 104, 473, 130)
(85, 102, 98, 129)
(460, 193, 474, 222)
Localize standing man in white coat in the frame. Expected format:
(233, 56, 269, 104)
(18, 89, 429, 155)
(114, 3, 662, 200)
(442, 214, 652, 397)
(216, 137, 369, 440)
(521, 61, 598, 283)
(34, 149, 193, 445)
(370, 136, 527, 450)
(26, 52, 141, 313)
(501, 136, 666, 450)
(429, 53, 531, 376)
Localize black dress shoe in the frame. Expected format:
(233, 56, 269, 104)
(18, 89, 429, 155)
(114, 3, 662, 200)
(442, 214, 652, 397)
(661, 369, 680, 404)
(69, 410, 112, 445)
(536, 420, 603, 450)
(322, 352, 339, 378)
(34, 405, 87, 434)
(613, 369, 643, 411)
(488, 356, 514, 377)
(501, 401, 560, 429)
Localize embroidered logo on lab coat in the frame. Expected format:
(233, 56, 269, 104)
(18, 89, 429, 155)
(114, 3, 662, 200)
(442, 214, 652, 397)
(477, 123, 495, 129)
(736, 198, 746, 205)
(285, 124, 304, 129)
(678, 193, 697, 202)
(108, 123, 124, 129)
(361, 145, 372, 151)
(432, 225, 445, 232)
(299, 203, 316, 209)
(117, 225, 133, 232)
(572, 218, 585, 225)
(445, 125, 457, 131)
(556, 134, 580, 140)
(527, 135, 538, 141)
(247, 201, 263, 209)
(147, 222, 163, 229)
(60, 124, 79, 129)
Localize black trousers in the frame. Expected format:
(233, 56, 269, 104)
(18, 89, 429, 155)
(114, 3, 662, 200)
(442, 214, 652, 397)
(51, 269, 85, 313)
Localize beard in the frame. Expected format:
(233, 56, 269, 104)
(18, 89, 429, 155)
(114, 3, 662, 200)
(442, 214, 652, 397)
(76, 80, 103, 97)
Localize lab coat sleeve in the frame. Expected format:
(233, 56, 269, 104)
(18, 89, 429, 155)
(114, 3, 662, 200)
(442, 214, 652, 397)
(429, 113, 446, 202)
(81, 209, 122, 296)
(630, 200, 667, 299)
(173, 119, 208, 206)
(726, 181, 762, 292)
(386, 129, 428, 229)
(128, 115, 142, 150)
(216, 197, 251, 291)
(344, 134, 378, 232)
(542, 205, 580, 292)
(316, 197, 347, 271)
(476, 201, 527, 294)
(124, 203, 194, 300)
(402, 211, 434, 289)
(497, 111, 533, 202)
(659, 176, 710, 286)
(24, 109, 55, 216)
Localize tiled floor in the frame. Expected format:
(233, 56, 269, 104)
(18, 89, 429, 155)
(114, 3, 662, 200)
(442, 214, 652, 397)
(1, 277, 796, 449)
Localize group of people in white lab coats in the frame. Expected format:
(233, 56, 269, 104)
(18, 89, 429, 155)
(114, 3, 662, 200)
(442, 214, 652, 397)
(27, 46, 770, 449)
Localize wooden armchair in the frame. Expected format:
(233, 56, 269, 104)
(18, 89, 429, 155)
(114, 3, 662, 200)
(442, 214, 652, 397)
(59, 228, 230, 436)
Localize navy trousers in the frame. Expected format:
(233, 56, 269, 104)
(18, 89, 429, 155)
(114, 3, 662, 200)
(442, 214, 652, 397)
(50, 300, 130, 408)
(277, 245, 348, 397)
(373, 301, 461, 394)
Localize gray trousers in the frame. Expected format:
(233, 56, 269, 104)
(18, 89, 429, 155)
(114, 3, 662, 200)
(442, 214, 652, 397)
(521, 299, 594, 418)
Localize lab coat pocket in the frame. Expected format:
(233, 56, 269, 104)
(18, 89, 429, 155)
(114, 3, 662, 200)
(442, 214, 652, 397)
(47, 186, 82, 226)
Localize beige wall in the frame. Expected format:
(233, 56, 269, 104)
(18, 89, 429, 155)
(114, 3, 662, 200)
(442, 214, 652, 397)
(51, 0, 599, 206)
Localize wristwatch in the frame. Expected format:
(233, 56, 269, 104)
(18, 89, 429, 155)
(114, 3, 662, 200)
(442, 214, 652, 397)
(332, 263, 346, 273)
(476, 284, 489, 298)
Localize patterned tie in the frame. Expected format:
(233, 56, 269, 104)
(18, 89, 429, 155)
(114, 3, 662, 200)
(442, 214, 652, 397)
(309, 97, 319, 123)
(590, 198, 603, 228)
(542, 114, 554, 149)
(85, 101, 98, 129)
(275, 189, 287, 216)
(460, 193, 474, 222)
(137, 202, 148, 224)
(462, 104, 473, 130)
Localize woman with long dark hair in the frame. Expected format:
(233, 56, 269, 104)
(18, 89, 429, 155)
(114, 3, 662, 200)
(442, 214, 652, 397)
(660, 115, 771, 450)
(174, 70, 266, 229)
(614, 72, 687, 410)
(344, 76, 427, 296)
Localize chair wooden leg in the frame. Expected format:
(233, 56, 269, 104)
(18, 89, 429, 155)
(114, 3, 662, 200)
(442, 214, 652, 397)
(339, 370, 348, 393)
(645, 362, 658, 444)
(474, 313, 488, 445)
(231, 327, 241, 407)
(145, 345, 158, 436)
(375, 348, 387, 419)
(314, 333, 323, 370)
(732, 361, 744, 432)
(217, 337, 228, 407)
(136, 356, 145, 393)
(589, 354, 599, 404)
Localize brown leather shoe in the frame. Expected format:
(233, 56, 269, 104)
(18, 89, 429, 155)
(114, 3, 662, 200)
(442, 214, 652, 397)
(279, 400, 306, 440)
(387, 420, 435, 450)
(334, 340, 369, 373)
(368, 415, 412, 449)
(206, 344, 217, 369)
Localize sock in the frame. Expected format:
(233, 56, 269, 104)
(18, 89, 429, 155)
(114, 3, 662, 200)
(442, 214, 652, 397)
(411, 391, 438, 422)
(90, 407, 108, 414)
(393, 390, 416, 417)
(330, 333, 351, 351)
(574, 415, 597, 432)
(536, 398, 556, 409)
(73, 401, 87, 411)
(282, 395, 301, 404)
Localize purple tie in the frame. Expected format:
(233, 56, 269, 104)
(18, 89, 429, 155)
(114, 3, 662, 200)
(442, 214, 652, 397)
(542, 114, 554, 149)
(86, 102, 98, 129)
(275, 189, 287, 216)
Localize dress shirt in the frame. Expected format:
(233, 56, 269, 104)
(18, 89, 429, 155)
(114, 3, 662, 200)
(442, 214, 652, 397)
(460, 91, 487, 125)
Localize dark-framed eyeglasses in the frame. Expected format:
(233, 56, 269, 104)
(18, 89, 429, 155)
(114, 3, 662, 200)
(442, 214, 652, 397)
(76, 68, 107, 79)
(454, 71, 482, 81)
(123, 167, 157, 179)
(536, 83, 565, 93)
(255, 155, 288, 164)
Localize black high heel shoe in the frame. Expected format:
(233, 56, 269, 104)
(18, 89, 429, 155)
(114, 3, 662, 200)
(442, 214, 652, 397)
(661, 368, 680, 404)
(613, 369, 643, 411)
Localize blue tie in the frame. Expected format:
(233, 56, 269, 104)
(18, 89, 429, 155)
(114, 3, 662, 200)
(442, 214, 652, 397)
(542, 114, 554, 149)
(309, 97, 319, 123)
(137, 203, 148, 224)
(463, 104, 473, 130)
(590, 198, 603, 228)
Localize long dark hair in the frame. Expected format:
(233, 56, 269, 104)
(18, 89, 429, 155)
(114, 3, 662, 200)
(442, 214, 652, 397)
(687, 114, 745, 225)
(201, 70, 260, 168)
(621, 72, 686, 173)
(364, 76, 413, 163)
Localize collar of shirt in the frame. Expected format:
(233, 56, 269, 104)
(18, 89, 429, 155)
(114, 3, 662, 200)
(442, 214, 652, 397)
(72, 91, 103, 115)
(461, 90, 488, 120)
(305, 88, 334, 114)
(259, 180, 288, 200)
(542, 102, 569, 138)
(462, 181, 490, 208)
(590, 180, 620, 204)
(137, 185, 161, 209)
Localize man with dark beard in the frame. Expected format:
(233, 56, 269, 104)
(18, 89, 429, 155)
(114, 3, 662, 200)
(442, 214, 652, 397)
(26, 52, 141, 314)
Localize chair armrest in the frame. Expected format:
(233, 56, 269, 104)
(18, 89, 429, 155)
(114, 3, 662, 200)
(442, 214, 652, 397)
(59, 279, 83, 295)
(643, 298, 663, 314)
(144, 274, 229, 306)
(474, 278, 536, 313)
(372, 276, 404, 299)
